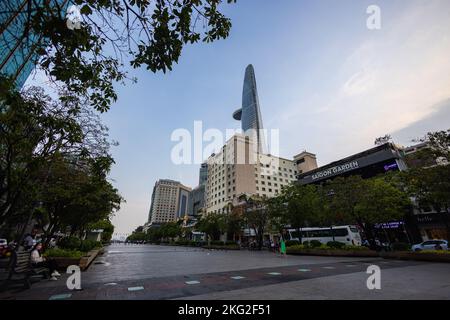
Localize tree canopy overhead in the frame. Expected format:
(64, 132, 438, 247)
(2, 0, 236, 111)
(0, 76, 123, 241)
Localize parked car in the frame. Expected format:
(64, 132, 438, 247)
(411, 239, 448, 252)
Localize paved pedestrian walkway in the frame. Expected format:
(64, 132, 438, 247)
(1, 244, 447, 300)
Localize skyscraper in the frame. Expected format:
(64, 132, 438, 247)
(205, 133, 300, 214)
(233, 64, 266, 153)
(0, 0, 69, 88)
(147, 179, 192, 224)
(199, 162, 208, 186)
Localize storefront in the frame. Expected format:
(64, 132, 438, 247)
(414, 213, 450, 241)
(296, 143, 431, 243)
(373, 221, 412, 244)
(297, 143, 407, 185)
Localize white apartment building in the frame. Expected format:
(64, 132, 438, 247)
(148, 179, 192, 224)
(205, 134, 317, 214)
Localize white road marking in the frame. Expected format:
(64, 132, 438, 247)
(127, 286, 144, 291)
(231, 276, 246, 280)
(185, 280, 201, 285)
(267, 272, 282, 275)
(49, 293, 72, 300)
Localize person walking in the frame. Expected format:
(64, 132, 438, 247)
(280, 236, 287, 257)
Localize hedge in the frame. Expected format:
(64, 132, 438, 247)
(44, 248, 84, 259)
(58, 237, 101, 252)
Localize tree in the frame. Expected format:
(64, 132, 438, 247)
(355, 178, 410, 232)
(374, 134, 392, 146)
(402, 165, 450, 236)
(406, 129, 450, 168)
(146, 227, 162, 243)
(2, 0, 236, 111)
(241, 195, 268, 250)
(312, 184, 344, 241)
(276, 184, 322, 242)
(87, 219, 115, 242)
(127, 231, 146, 242)
(0, 79, 123, 241)
(325, 176, 410, 248)
(159, 221, 182, 241)
(422, 129, 450, 160)
(35, 154, 122, 246)
(225, 210, 244, 241)
(195, 212, 225, 242)
(265, 195, 286, 236)
(1, 80, 91, 229)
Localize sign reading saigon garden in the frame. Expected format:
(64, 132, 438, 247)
(311, 161, 360, 181)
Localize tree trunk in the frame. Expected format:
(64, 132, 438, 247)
(257, 228, 263, 250)
(358, 221, 377, 250)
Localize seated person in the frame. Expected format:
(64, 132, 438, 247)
(30, 243, 61, 280)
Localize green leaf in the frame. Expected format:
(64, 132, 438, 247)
(80, 5, 92, 15)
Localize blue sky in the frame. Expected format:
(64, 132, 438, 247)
(27, 0, 450, 235)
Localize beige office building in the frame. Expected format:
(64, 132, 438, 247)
(205, 134, 318, 214)
(148, 179, 192, 224)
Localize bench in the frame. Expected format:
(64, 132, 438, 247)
(1, 250, 49, 289)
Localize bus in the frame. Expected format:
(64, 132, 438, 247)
(286, 225, 362, 246)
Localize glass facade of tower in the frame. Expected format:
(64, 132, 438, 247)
(199, 162, 208, 186)
(0, 0, 68, 88)
(233, 64, 266, 153)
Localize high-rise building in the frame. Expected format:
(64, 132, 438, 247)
(147, 179, 192, 224)
(205, 134, 302, 214)
(233, 64, 266, 153)
(188, 162, 208, 216)
(189, 184, 206, 216)
(0, 0, 69, 88)
(199, 162, 208, 186)
(205, 65, 318, 214)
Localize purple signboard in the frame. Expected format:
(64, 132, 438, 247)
(384, 163, 398, 171)
(374, 221, 404, 229)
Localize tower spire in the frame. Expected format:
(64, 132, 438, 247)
(233, 64, 265, 153)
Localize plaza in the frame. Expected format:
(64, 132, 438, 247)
(1, 244, 449, 300)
